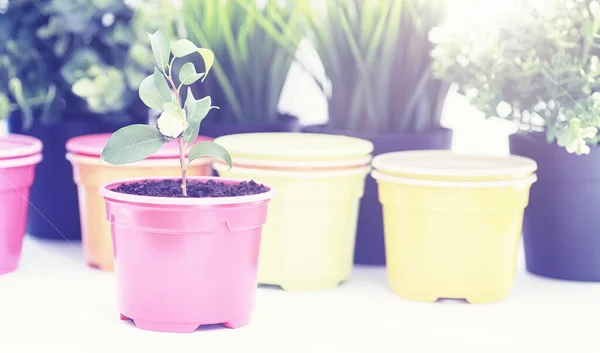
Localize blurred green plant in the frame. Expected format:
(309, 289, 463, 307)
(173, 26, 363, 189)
(0, 0, 56, 127)
(122, 0, 184, 89)
(431, 0, 600, 155)
(245, 0, 448, 133)
(1, 0, 180, 129)
(182, 0, 304, 125)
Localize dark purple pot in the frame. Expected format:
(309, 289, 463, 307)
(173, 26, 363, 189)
(8, 116, 140, 240)
(303, 125, 453, 265)
(199, 114, 300, 138)
(510, 133, 600, 281)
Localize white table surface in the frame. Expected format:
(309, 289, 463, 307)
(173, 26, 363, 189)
(1, 236, 599, 353)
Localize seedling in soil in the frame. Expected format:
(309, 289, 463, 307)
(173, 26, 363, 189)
(100, 29, 232, 196)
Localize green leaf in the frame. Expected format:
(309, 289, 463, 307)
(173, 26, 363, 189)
(0, 93, 10, 121)
(8, 78, 32, 128)
(183, 88, 214, 143)
(184, 24, 242, 118)
(139, 72, 171, 111)
(148, 29, 171, 69)
(171, 39, 214, 81)
(152, 68, 173, 103)
(8, 78, 24, 102)
(178, 62, 205, 85)
(188, 141, 232, 169)
(171, 39, 199, 58)
(197, 48, 215, 80)
(101, 125, 167, 165)
(71, 78, 97, 97)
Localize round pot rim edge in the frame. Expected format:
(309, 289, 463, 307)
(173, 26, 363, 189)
(371, 150, 538, 178)
(67, 153, 212, 168)
(214, 163, 372, 178)
(0, 153, 43, 169)
(99, 176, 276, 206)
(0, 133, 43, 159)
(371, 170, 538, 188)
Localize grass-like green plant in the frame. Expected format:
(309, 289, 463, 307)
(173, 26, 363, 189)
(245, 0, 447, 133)
(101, 30, 232, 196)
(181, 0, 304, 125)
(431, 0, 600, 155)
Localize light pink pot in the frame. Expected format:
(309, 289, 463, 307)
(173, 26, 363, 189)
(0, 134, 43, 274)
(99, 176, 275, 333)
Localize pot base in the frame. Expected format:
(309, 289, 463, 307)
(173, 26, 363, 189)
(87, 262, 113, 272)
(120, 313, 250, 333)
(0, 264, 18, 275)
(390, 284, 512, 305)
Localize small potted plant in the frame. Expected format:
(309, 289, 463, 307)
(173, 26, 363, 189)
(99, 29, 275, 333)
(430, 0, 600, 281)
(181, 0, 304, 137)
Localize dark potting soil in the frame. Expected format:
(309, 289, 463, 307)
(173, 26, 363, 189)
(111, 179, 269, 198)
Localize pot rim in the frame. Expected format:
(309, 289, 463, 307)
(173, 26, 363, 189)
(214, 163, 372, 178)
(372, 150, 538, 178)
(213, 133, 374, 160)
(213, 155, 372, 170)
(66, 153, 212, 168)
(0, 153, 43, 169)
(371, 170, 537, 188)
(99, 176, 276, 206)
(65, 133, 213, 159)
(0, 133, 43, 160)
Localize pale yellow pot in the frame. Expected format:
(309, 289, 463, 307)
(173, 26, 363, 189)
(213, 132, 374, 291)
(67, 154, 212, 271)
(215, 164, 370, 291)
(371, 151, 538, 303)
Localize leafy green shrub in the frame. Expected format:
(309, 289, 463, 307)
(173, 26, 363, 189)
(0, 0, 56, 128)
(1, 0, 179, 129)
(431, 0, 600, 154)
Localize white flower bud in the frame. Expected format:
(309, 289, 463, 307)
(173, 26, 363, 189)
(157, 111, 187, 138)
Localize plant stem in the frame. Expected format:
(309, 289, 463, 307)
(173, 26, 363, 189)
(168, 76, 180, 103)
(166, 62, 186, 196)
(178, 138, 188, 197)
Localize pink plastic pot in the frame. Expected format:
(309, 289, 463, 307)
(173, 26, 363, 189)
(0, 134, 43, 274)
(66, 133, 214, 271)
(99, 176, 276, 333)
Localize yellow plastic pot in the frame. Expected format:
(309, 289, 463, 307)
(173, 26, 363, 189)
(213, 133, 373, 291)
(66, 134, 212, 271)
(371, 151, 537, 303)
(215, 165, 370, 291)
